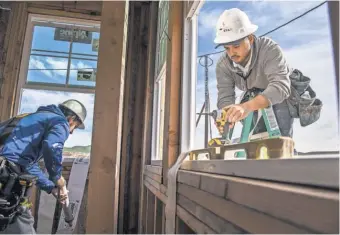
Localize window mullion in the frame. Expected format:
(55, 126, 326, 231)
(65, 28, 74, 88)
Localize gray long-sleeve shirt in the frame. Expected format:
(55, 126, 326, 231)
(216, 36, 292, 109)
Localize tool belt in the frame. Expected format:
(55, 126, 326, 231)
(0, 156, 37, 231)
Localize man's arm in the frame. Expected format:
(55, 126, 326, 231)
(240, 94, 269, 111)
(216, 61, 236, 109)
(25, 163, 55, 193)
(41, 122, 69, 188)
(224, 42, 291, 123)
(260, 42, 291, 106)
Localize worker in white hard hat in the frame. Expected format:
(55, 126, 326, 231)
(214, 8, 294, 137)
(0, 99, 87, 233)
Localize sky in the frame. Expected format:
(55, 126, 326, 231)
(195, 0, 339, 153)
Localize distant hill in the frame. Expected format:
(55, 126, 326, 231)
(64, 145, 91, 154)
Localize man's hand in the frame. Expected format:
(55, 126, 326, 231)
(59, 186, 69, 204)
(223, 104, 251, 123)
(51, 185, 69, 205)
(56, 176, 66, 188)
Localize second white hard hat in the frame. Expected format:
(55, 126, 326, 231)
(214, 8, 258, 48)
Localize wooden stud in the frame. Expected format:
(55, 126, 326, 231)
(27, 7, 101, 21)
(145, 189, 155, 233)
(138, 1, 159, 233)
(0, 2, 28, 121)
(126, 3, 149, 233)
(85, 1, 129, 233)
(327, 1, 339, 115)
(162, 1, 183, 186)
(154, 198, 163, 233)
(118, 2, 136, 232)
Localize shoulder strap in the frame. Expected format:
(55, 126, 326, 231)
(0, 113, 32, 145)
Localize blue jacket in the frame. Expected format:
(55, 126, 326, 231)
(0, 105, 70, 193)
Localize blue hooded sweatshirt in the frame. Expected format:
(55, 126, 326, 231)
(0, 105, 70, 193)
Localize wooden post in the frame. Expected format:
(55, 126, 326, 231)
(145, 190, 155, 233)
(138, 1, 158, 234)
(85, 1, 129, 233)
(162, 1, 183, 186)
(327, 1, 339, 116)
(0, 2, 28, 121)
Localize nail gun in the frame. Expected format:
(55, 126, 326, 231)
(200, 109, 233, 147)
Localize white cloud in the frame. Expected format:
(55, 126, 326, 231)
(29, 57, 53, 78)
(198, 8, 223, 39)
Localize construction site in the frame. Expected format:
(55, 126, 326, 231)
(0, 0, 339, 234)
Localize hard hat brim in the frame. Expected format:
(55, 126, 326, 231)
(214, 37, 246, 49)
(78, 122, 85, 129)
(214, 24, 258, 49)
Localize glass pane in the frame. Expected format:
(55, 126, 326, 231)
(27, 55, 68, 84)
(157, 76, 166, 159)
(18, 88, 95, 158)
(68, 59, 97, 87)
(156, 0, 169, 75)
(72, 32, 100, 56)
(31, 25, 70, 52)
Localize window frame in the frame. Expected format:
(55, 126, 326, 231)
(180, 1, 205, 153)
(14, 13, 100, 114)
(151, 63, 166, 162)
(151, 0, 170, 163)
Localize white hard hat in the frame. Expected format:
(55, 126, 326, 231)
(214, 8, 258, 48)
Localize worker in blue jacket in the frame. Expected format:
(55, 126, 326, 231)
(0, 99, 87, 234)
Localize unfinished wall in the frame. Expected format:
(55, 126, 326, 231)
(119, 1, 151, 233)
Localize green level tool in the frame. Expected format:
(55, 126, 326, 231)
(228, 90, 282, 158)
